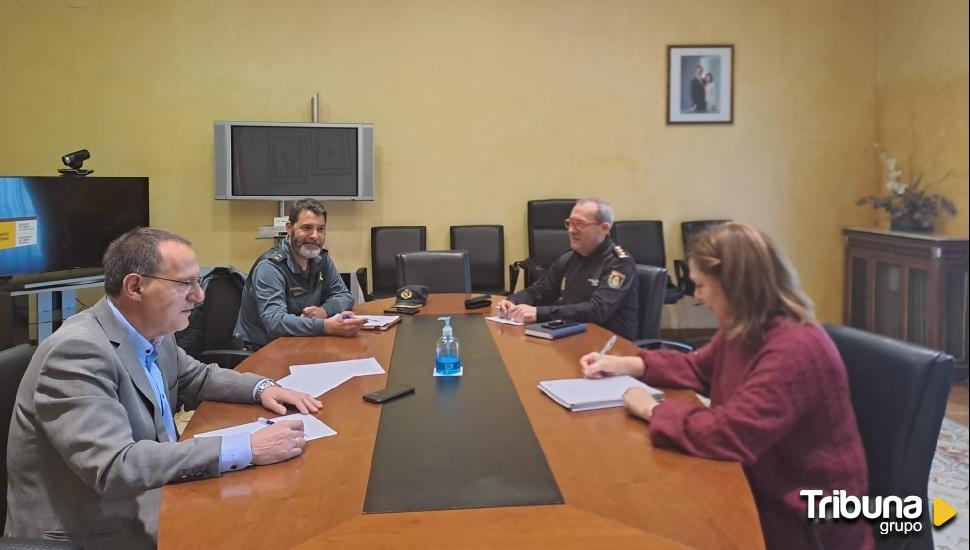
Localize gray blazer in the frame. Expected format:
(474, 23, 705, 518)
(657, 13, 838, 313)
(4, 297, 263, 549)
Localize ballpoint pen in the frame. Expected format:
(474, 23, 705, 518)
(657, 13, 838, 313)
(597, 335, 617, 359)
(257, 417, 275, 426)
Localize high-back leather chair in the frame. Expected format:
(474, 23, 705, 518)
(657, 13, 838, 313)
(174, 267, 252, 369)
(371, 226, 427, 298)
(1, 343, 110, 548)
(628, 266, 692, 352)
(824, 324, 954, 550)
(612, 220, 665, 267)
(396, 250, 471, 293)
(612, 220, 683, 304)
(1, 343, 34, 534)
(634, 264, 666, 341)
(450, 225, 505, 294)
(673, 219, 730, 296)
(510, 199, 576, 293)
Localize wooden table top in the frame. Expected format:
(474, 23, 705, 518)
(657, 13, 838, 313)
(159, 294, 762, 549)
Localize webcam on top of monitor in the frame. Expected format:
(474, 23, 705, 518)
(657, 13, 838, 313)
(59, 149, 94, 176)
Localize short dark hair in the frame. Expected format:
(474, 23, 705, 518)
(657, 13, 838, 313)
(102, 227, 191, 297)
(288, 198, 328, 224)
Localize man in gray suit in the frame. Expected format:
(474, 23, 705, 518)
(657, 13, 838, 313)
(5, 228, 322, 549)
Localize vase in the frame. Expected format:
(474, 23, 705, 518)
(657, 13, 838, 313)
(890, 220, 933, 233)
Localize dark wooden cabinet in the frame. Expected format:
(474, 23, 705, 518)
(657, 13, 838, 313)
(843, 228, 968, 367)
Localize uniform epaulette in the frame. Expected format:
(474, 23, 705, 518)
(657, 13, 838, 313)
(266, 252, 286, 264)
(613, 245, 630, 259)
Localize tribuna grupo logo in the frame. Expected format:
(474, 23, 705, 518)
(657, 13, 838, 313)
(800, 490, 956, 536)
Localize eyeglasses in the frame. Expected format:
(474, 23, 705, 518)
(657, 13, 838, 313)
(564, 218, 599, 230)
(140, 274, 203, 291)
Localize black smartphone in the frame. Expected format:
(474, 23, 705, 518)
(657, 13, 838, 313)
(363, 385, 415, 404)
(384, 305, 420, 315)
(464, 294, 491, 309)
(542, 319, 577, 329)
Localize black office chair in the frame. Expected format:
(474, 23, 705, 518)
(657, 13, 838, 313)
(611, 220, 683, 304)
(396, 251, 472, 293)
(509, 199, 576, 293)
(631, 266, 691, 352)
(1, 344, 34, 534)
(371, 226, 427, 298)
(175, 267, 251, 370)
(0, 343, 109, 549)
(0, 537, 83, 550)
(450, 225, 505, 295)
(673, 219, 730, 296)
(0, 539, 82, 549)
(354, 267, 370, 300)
(824, 324, 954, 550)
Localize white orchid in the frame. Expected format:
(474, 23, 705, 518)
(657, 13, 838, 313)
(859, 145, 957, 232)
(877, 149, 907, 194)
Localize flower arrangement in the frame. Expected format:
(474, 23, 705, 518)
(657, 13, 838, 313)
(856, 146, 956, 232)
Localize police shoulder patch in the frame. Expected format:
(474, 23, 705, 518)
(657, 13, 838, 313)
(613, 245, 630, 259)
(607, 270, 626, 289)
(267, 253, 285, 264)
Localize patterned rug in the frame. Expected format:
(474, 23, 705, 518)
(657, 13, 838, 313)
(932, 419, 969, 549)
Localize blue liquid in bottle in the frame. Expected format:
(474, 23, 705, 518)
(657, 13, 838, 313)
(434, 316, 462, 375)
(435, 354, 461, 375)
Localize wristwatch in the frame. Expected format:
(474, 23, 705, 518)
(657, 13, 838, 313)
(253, 378, 281, 403)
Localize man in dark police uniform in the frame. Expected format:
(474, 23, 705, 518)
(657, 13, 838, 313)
(235, 198, 366, 348)
(496, 197, 639, 340)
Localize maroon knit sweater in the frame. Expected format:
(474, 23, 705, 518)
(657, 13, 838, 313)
(639, 318, 874, 550)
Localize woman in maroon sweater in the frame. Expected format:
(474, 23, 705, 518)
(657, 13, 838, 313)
(582, 222, 873, 550)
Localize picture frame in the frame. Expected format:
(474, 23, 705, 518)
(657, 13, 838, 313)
(667, 45, 734, 124)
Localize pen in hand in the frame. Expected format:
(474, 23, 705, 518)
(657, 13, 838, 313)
(596, 335, 617, 360)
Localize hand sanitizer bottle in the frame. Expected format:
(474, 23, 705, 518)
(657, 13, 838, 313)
(434, 316, 462, 375)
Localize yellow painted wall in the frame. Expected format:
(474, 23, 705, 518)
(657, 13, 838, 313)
(0, 0, 911, 324)
(875, 0, 969, 236)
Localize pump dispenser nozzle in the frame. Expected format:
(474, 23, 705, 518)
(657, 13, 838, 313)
(434, 316, 461, 376)
(438, 316, 453, 339)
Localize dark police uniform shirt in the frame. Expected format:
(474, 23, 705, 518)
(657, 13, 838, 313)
(234, 239, 354, 346)
(508, 237, 638, 340)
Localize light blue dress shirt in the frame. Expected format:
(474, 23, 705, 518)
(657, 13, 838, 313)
(107, 299, 252, 472)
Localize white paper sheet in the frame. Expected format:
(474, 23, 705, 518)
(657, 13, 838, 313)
(486, 316, 524, 326)
(280, 357, 386, 397)
(193, 413, 336, 440)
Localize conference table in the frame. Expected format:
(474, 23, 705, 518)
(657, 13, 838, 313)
(159, 294, 762, 549)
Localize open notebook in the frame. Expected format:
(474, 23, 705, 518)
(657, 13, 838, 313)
(538, 375, 663, 412)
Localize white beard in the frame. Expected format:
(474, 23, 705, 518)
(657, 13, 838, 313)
(298, 244, 322, 259)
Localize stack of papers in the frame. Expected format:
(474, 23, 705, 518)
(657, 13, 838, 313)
(278, 357, 385, 397)
(193, 413, 336, 440)
(538, 375, 664, 412)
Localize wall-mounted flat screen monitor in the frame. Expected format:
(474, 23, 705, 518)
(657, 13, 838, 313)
(0, 176, 149, 279)
(214, 121, 375, 201)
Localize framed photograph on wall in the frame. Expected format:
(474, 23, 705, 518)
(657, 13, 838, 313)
(667, 45, 734, 124)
